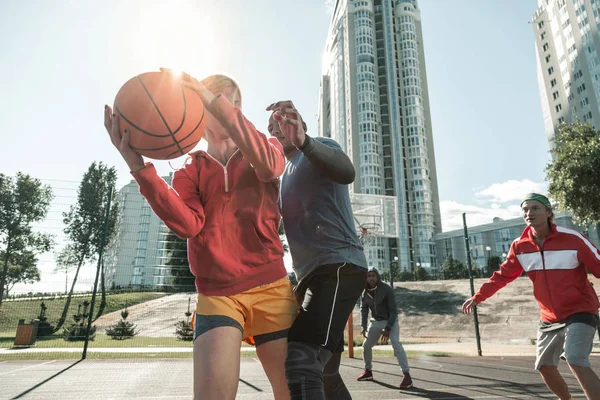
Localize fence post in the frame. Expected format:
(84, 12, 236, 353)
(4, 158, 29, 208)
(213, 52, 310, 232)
(82, 187, 113, 360)
(463, 213, 482, 357)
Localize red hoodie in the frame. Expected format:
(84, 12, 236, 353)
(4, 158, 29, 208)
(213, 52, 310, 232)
(131, 95, 287, 296)
(473, 224, 600, 323)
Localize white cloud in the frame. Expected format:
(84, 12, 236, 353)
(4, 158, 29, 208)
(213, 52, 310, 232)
(440, 200, 522, 231)
(441, 179, 546, 231)
(475, 179, 547, 204)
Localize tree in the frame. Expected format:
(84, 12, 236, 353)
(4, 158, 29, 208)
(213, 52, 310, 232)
(381, 263, 400, 283)
(0, 173, 53, 309)
(414, 266, 429, 281)
(487, 255, 502, 274)
(3, 252, 41, 297)
(105, 308, 138, 340)
(54, 162, 118, 331)
(546, 122, 600, 227)
(397, 271, 413, 282)
(165, 231, 195, 292)
(54, 255, 75, 294)
(278, 221, 289, 253)
(287, 271, 298, 286)
(440, 256, 468, 280)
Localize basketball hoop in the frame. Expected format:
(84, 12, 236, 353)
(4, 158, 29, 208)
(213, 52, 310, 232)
(358, 223, 380, 245)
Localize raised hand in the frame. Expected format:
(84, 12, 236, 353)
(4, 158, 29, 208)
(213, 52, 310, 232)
(266, 100, 306, 148)
(160, 68, 218, 106)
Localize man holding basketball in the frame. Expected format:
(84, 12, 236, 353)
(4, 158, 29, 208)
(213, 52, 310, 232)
(267, 101, 368, 399)
(105, 72, 296, 400)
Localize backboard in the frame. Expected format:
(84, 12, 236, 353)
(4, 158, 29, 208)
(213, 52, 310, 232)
(350, 193, 398, 244)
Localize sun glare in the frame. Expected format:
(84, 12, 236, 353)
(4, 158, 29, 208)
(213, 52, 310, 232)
(129, 2, 217, 79)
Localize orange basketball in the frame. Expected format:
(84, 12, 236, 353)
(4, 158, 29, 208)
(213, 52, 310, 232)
(114, 71, 206, 160)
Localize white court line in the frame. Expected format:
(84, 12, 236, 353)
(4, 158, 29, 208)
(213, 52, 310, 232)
(0, 360, 56, 376)
(413, 359, 444, 369)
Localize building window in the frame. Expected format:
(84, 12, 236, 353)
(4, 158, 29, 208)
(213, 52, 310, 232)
(552, 91, 559, 100)
(541, 32, 546, 40)
(548, 67, 554, 75)
(558, 116, 565, 124)
(538, 21, 544, 29)
(543, 43, 549, 51)
(555, 104, 563, 112)
(545, 54, 551, 63)
(550, 79, 557, 87)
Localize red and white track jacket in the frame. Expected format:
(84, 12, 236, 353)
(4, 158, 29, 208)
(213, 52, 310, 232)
(473, 224, 600, 323)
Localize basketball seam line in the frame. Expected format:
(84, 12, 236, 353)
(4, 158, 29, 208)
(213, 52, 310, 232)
(137, 75, 185, 156)
(129, 107, 205, 152)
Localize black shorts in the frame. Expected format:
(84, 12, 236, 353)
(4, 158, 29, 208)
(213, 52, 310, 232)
(288, 263, 367, 353)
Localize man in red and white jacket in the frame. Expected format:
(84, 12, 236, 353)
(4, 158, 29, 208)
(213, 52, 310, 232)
(463, 193, 600, 400)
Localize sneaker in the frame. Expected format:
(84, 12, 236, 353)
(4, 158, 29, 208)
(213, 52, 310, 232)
(356, 369, 373, 381)
(399, 372, 413, 389)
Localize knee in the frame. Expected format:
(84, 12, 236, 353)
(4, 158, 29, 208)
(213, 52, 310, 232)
(564, 352, 591, 370)
(285, 341, 332, 379)
(538, 365, 557, 376)
(323, 352, 341, 376)
(363, 337, 375, 349)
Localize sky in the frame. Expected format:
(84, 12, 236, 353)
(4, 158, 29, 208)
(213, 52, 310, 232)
(0, 0, 548, 293)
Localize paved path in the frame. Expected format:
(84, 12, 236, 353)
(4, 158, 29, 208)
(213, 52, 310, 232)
(1, 355, 596, 399)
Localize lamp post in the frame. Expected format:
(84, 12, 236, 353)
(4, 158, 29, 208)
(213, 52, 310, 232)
(415, 262, 420, 281)
(390, 256, 398, 287)
(485, 246, 492, 276)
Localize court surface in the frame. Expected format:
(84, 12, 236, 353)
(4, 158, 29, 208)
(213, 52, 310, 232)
(1, 355, 596, 399)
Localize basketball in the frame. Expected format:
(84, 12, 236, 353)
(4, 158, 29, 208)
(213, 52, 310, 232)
(113, 71, 206, 160)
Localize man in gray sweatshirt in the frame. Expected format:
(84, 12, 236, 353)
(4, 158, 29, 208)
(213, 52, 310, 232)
(357, 267, 412, 389)
(267, 100, 368, 400)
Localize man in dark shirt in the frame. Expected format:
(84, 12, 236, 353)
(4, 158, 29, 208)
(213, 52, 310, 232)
(357, 267, 412, 389)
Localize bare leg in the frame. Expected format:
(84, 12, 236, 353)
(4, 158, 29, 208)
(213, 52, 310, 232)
(193, 326, 242, 400)
(569, 364, 600, 399)
(538, 365, 571, 400)
(256, 337, 290, 400)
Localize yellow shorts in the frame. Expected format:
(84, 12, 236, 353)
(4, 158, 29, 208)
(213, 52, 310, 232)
(194, 276, 297, 345)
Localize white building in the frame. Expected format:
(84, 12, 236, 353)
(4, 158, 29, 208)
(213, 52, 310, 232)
(318, 0, 442, 273)
(105, 174, 173, 289)
(533, 0, 600, 144)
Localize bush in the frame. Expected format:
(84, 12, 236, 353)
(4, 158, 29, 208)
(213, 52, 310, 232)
(105, 309, 138, 340)
(63, 300, 96, 341)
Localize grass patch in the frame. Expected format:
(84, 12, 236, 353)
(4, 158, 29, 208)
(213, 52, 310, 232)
(0, 352, 196, 361)
(0, 292, 166, 345)
(0, 333, 194, 349)
(0, 333, 254, 349)
(0, 349, 260, 361)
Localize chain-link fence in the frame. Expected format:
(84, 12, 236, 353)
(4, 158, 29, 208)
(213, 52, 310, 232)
(0, 172, 198, 359)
